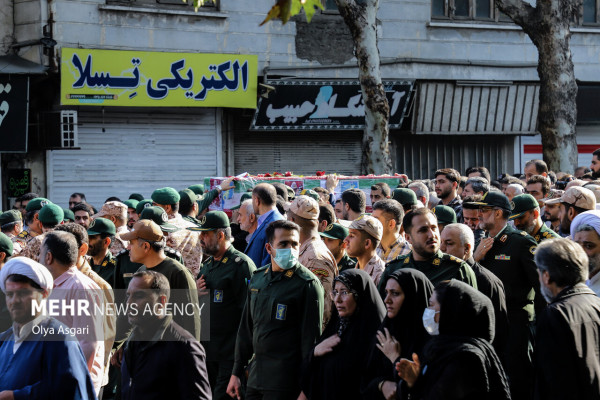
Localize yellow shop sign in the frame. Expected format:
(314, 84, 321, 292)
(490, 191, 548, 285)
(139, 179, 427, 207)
(61, 48, 257, 108)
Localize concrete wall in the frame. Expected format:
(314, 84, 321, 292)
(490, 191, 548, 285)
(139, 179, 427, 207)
(0, 0, 14, 55)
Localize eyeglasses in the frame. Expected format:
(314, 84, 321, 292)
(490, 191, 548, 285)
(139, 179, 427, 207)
(330, 289, 353, 300)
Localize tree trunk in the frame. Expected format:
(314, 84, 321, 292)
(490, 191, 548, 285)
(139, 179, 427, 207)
(336, 0, 392, 175)
(496, 0, 580, 173)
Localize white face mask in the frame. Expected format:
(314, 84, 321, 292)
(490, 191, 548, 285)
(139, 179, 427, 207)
(422, 307, 440, 335)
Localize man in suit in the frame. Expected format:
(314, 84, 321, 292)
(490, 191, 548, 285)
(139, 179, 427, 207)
(244, 183, 285, 268)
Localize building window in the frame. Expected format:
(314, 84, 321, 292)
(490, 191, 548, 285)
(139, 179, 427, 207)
(108, 0, 217, 10)
(583, 0, 600, 24)
(60, 111, 78, 148)
(432, 0, 512, 22)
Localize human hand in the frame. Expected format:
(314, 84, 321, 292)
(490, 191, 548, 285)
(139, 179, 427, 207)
(111, 346, 123, 368)
(396, 353, 421, 388)
(381, 381, 396, 400)
(0, 391, 14, 400)
(314, 334, 341, 357)
(226, 375, 242, 399)
(326, 175, 339, 194)
(196, 275, 209, 296)
(474, 237, 494, 262)
(376, 328, 401, 363)
(220, 177, 236, 191)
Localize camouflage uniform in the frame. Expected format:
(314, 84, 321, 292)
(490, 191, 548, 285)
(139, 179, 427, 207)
(19, 232, 47, 261)
(109, 225, 129, 256)
(360, 254, 385, 286)
(167, 213, 202, 277)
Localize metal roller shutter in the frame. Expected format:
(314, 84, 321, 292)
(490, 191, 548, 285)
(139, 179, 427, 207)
(233, 131, 363, 175)
(46, 109, 218, 208)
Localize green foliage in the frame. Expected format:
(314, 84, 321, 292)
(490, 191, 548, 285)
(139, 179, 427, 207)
(260, 0, 324, 26)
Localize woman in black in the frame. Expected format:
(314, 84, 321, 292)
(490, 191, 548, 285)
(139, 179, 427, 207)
(396, 279, 511, 400)
(300, 269, 385, 400)
(362, 268, 434, 400)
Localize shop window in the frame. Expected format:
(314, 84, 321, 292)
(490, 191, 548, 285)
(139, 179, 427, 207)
(431, 0, 512, 22)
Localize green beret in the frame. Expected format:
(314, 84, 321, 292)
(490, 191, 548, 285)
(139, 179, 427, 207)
(509, 194, 539, 220)
(188, 184, 205, 196)
(135, 199, 153, 215)
(123, 199, 139, 210)
(392, 189, 417, 206)
(179, 189, 198, 211)
(0, 232, 13, 257)
(299, 189, 320, 201)
(151, 187, 180, 205)
(38, 204, 64, 225)
(25, 198, 52, 212)
(140, 206, 180, 233)
(0, 210, 22, 226)
(87, 217, 116, 236)
(62, 208, 75, 222)
(319, 223, 349, 241)
(230, 192, 252, 211)
(433, 205, 457, 225)
(129, 193, 145, 202)
(188, 211, 230, 231)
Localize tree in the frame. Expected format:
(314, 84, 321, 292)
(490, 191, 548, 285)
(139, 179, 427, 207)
(495, 0, 581, 172)
(262, 0, 393, 175)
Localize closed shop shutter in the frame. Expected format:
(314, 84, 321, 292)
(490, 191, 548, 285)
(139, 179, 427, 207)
(46, 109, 218, 208)
(233, 131, 363, 175)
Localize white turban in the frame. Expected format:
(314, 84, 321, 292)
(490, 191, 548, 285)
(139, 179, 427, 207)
(570, 210, 600, 239)
(0, 256, 54, 293)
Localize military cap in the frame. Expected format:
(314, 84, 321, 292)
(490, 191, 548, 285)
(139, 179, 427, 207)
(349, 214, 383, 241)
(468, 191, 511, 211)
(299, 189, 320, 202)
(179, 189, 198, 211)
(0, 232, 13, 257)
(230, 192, 252, 211)
(285, 185, 296, 201)
(188, 211, 230, 231)
(87, 217, 117, 236)
(140, 206, 180, 233)
(123, 199, 139, 210)
(129, 193, 145, 202)
(319, 223, 349, 241)
(545, 186, 596, 210)
(93, 201, 127, 220)
(0, 210, 22, 226)
(25, 198, 52, 212)
(120, 219, 164, 242)
(392, 188, 417, 206)
(286, 195, 319, 220)
(433, 205, 457, 224)
(38, 204, 64, 225)
(151, 187, 180, 205)
(62, 208, 75, 222)
(188, 184, 205, 196)
(135, 199, 153, 215)
(509, 194, 539, 220)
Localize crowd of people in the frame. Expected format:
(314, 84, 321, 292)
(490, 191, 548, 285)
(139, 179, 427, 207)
(1, 150, 600, 400)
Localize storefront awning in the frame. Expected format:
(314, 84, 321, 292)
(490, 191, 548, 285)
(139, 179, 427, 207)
(0, 55, 46, 74)
(250, 80, 414, 131)
(414, 81, 539, 135)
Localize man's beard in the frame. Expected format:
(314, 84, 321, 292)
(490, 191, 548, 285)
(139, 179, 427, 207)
(589, 253, 600, 276)
(540, 284, 555, 304)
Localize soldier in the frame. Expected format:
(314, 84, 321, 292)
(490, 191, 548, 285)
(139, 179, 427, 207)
(92, 201, 129, 256)
(344, 214, 385, 285)
(287, 195, 337, 324)
(62, 208, 75, 223)
(189, 178, 235, 215)
(378, 207, 477, 298)
(179, 188, 201, 225)
(87, 217, 118, 287)
(510, 194, 560, 243)
(120, 219, 201, 340)
(139, 206, 185, 264)
(545, 186, 597, 238)
(468, 191, 540, 400)
(19, 204, 64, 261)
(189, 211, 256, 400)
(19, 197, 51, 243)
(432, 204, 456, 234)
(227, 220, 324, 400)
(371, 199, 411, 263)
(319, 223, 356, 272)
(391, 188, 418, 213)
(123, 199, 139, 229)
(0, 210, 25, 255)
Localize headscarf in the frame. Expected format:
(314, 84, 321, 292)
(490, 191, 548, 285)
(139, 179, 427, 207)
(381, 268, 433, 358)
(570, 210, 600, 239)
(0, 256, 54, 293)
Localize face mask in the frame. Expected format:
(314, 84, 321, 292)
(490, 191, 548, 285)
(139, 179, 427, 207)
(422, 307, 440, 335)
(273, 248, 299, 270)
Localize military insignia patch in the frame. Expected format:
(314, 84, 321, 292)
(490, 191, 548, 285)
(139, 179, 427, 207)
(200, 216, 206, 225)
(123, 273, 133, 278)
(88, 220, 96, 229)
(500, 235, 507, 243)
(161, 213, 168, 222)
(432, 258, 441, 266)
(235, 257, 241, 262)
(404, 257, 410, 264)
(144, 202, 151, 209)
(530, 246, 537, 255)
(40, 200, 49, 207)
(535, 235, 540, 242)
(213, 290, 223, 303)
(495, 255, 511, 260)
(510, 201, 516, 210)
(222, 257, 228, 263)
(285, 270, 294, 278)
(102, 260, 107, 267)
(311, 268, 329, 278)
(325, 224, 334, 232)
(275, 304, 287, 320)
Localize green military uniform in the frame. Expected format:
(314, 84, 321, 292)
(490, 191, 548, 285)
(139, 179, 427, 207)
(197, 189, 220, 214)
(338, 253, 357, 272)
(232, 263, 324, 395)
(183, 215, 201, 225)
(90, 251, 117, 288)
(199, 245, 256, 400)
(378, 250, 477, 298)
(530, 223, 560, 244)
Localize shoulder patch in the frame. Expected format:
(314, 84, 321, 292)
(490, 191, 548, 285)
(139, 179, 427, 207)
(285, 270, 294, 278)
(404, 257, 410, 264)
(310, 268, 330, 278)
(530, 245, 537, 255)
(432, 258, 441, 266)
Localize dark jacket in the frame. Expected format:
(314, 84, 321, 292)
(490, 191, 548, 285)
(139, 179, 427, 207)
(534, 283, 600, 400)
(121, 316, 212, 400)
